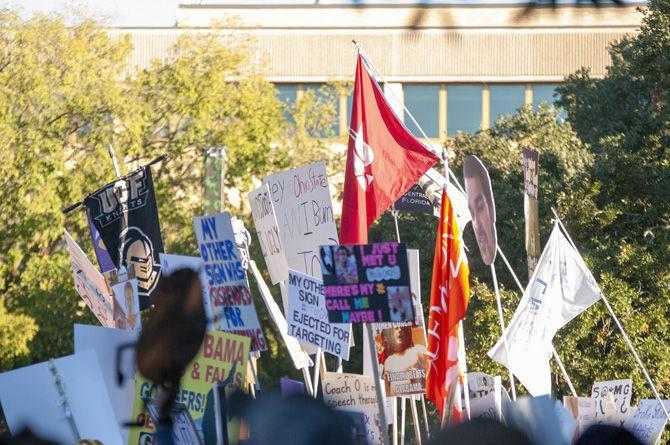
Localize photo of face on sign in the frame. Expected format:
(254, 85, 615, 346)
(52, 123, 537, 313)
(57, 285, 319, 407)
(321, 245, 359, 285)
(463, 155, 498, 265)
(387, 286, 413, 322)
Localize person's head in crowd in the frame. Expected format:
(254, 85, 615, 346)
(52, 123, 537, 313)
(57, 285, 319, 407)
(576, 424, 643, 445)
(463, 155, 497, 265)
(244, 393, 355, 445)
(428, 418, 531, 445)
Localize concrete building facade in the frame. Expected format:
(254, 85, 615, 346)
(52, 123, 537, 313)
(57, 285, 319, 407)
(110, 2, 643, 138)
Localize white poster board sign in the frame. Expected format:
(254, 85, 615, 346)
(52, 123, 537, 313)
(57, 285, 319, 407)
(159, 253, 216, 328)
(193, 212, 267, 352)
(64, 229, 115, 328)
(249, 261, 312, 370)
(591, 378, 633, 427)
(74, 324, 139, 445)
(465, 372, 502, 421)
(321, 372, 385, 445)
(563, 396, 597, 439)
(264, 161, 338, 280)
(248, 184, 288, 285)
(625, 399, 670, 445)
(111, 279, 141, 331)
(0, 350, 123, 445)
(286, 269, 351, 360)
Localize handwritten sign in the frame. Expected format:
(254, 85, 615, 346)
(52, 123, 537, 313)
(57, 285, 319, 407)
(465, 372, 502, 421)
(248, 184, 288, 284)
(264, 161, 338, 279)
(320, 242, 412, 324)
(626, 399, 670, 445)
(287, 270, 351, 360)
(64, 230, 115, 328)
(591, 378, 633, 427)
(129, 330, 250, 445)
(194, 212, 267, 352)
(321, 372, 384, 445)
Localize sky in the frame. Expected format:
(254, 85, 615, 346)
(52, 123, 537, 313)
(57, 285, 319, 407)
(4, 0, 638, 28)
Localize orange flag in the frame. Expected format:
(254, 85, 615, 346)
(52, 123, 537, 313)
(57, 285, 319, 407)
(426, 187, 470, 420)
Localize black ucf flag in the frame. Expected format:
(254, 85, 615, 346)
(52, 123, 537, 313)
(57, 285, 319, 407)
(84, 166, 164, 309)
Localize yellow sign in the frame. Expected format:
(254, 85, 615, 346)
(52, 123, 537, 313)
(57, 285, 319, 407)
(128, 330, 250, 445)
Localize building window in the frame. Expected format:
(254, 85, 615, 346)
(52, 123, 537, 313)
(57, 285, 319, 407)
(403, 84, 440, 138)
(275, 83, 298, 124)
(489, 84, 525, 124)
(304, 83, 339, 138)
(533, 83, 567, 120)
(447, 85, 482, 135)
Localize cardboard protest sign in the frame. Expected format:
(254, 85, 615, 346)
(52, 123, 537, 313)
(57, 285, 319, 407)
(286, 269, 351, 360)
(83, 166, 164, 308)
(0, 350, 123, 445)
(159, 253, 215, 328)
(248, 184, 288, 285)
(144, 401, 203, 445)
(394, 183, 435, 215)
(111, 279, 141, 330)
(193, 212, 267, 352)
(463, 155, 497, 266)
(321, 372, 385, 445)
(280, 377, 306, 397)
(522, 148, 541, 278)
(249, 261, 313, 370)
(465, 372, 502, 421)
(65, 229, 116, 328)
(563, 396, 597, 439)
(625, 399, 670, 445)
(320, 242, 412, 324)
(264, 161, 338, 279)
(591, 378, 633, 427)
(74, 324, 138, 445)
(129, 330, 250, 445)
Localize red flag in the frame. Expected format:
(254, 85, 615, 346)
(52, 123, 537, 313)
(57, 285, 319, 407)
(426, 187, 470, 419)
(340, 54, 439, 244)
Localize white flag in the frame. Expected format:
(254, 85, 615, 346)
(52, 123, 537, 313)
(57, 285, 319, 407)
(488, 223, 601, 396)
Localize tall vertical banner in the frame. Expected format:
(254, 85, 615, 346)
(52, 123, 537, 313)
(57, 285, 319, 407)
(247, 184, 288, 285)
(83, 166, 164, 308)
(523, 148, 540, 278)
(264, 161, 338, 280)
(320, 242, 413, 324)
(193, 212, 267, 352)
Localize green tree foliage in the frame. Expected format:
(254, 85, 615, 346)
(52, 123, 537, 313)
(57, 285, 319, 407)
(556, 0, 670, 398)
(0, 12, 289, 371)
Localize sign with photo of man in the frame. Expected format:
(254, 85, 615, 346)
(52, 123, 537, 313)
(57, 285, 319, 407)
(463, 155, 497, 265)
(83, 166, 164, 309)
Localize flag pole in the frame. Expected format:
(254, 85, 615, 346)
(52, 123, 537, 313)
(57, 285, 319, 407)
(365, 323, 391, 445)
(551, 208, 670, 422)
(490, 261, 517, 401)
(458, 321, 471, 419)
(420, 396, 431, 440)
(388, 206, 423, 444)
(495, 246, 578, 397)
(312, 348, 322, 398)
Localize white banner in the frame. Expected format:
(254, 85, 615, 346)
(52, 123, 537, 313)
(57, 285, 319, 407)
(248, 184, 288, 285)
(287, 269, 351, 360)
(193, 212, 267, 352)
(264, 161, 338, 280)
(488, 224, 602, 396)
